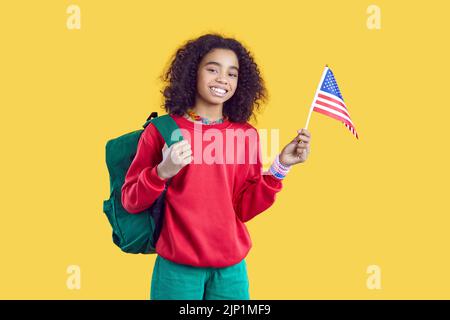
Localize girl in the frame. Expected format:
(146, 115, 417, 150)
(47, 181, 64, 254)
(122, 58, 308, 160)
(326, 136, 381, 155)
(121, 33, 311, 300)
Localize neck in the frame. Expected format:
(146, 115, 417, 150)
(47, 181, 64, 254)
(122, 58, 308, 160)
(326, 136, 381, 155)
(190, 98, 224, 122)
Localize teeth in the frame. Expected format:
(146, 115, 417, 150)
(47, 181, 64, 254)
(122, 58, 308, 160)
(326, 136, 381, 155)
(211, 87, 227, 94)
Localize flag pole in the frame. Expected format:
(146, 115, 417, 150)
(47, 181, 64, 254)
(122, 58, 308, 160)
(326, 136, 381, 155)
(304, 65, 329, 130)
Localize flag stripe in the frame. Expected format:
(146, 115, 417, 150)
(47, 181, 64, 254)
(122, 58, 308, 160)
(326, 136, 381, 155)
(315, 99, 351, 119)
(313, 102, 354, 126)
(345, 123, 359, 139)
(318, 93, 346, 109)
(313, 106, 355, 129)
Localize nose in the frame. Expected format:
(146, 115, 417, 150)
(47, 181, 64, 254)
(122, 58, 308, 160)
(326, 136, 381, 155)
(215, 74, 228, 85)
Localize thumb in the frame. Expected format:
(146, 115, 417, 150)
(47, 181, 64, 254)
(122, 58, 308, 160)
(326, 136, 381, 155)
(291, 133, 302, 144)
(161, 143, 169, 159)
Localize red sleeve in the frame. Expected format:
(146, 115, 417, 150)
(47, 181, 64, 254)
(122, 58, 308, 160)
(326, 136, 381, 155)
(121, 123, 167, 214)
(233, 129, 283, 223)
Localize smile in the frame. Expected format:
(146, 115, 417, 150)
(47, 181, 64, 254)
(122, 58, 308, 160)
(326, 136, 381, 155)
(209, 86, 228, 97)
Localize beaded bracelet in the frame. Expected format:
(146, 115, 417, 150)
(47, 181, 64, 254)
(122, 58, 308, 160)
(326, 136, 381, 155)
(269, 154, 292, 179)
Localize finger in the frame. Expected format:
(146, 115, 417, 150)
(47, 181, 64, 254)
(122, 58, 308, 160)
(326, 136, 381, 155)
(170, 152, 183, 164)
(181, 155, 193, 165)
(295, 137, 310, 145)
(298, 147, 307, 154)
(170, 144, 187, 160)
(297, 128, 311, 137)
(296, 135, 310, 143)
(172, 140, 189, 150)
(174, 142, 191, 153)
(180, 149, 193, 158)
(177, 144, 192, 156)
(292, 133, 304, 143)
(174, 153, 192, 165)
(172, 149, 191, 163)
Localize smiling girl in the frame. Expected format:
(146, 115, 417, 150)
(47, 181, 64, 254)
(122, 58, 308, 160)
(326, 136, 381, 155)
(121, 33, 311, 300)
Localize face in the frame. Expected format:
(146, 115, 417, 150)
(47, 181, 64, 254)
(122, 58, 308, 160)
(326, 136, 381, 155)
(196, 48, 239, 106)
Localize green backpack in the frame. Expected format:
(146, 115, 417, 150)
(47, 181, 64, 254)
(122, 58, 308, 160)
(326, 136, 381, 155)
(102, 112, 183, 254)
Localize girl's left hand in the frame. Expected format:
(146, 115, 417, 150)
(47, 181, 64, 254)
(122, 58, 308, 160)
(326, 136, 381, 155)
(279, 128, 311, 166)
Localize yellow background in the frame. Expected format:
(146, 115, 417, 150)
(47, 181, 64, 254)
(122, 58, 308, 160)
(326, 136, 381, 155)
(1, 0, 449, 299)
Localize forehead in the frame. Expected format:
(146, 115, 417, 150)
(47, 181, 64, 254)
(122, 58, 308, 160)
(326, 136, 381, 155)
(200, 48, 239, 68)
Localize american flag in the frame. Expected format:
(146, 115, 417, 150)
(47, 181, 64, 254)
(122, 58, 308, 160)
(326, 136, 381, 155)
(310, 66, 359, 139)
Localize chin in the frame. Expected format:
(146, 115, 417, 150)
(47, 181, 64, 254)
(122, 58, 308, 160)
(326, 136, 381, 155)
(205, 96, 227, 104)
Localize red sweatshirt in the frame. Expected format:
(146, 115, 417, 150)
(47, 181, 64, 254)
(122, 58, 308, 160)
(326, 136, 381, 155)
(121, 114, 283, 267)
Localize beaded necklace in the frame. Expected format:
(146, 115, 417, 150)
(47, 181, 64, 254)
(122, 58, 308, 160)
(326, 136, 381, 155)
(186, 108, 228, 125)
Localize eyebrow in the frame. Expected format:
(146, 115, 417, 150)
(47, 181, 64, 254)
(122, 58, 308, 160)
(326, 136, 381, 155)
(204, 61, 239, 72)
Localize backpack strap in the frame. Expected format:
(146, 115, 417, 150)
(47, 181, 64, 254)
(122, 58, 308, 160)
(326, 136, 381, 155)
(142, 113, 184, 147)
(142, 112, 158, 129)
(142, 113, 184, 186)
(146, 114, 183, 148)
(144, 112, 159, 125)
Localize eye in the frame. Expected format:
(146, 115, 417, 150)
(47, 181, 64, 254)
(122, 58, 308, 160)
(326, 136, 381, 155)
(229, 73, 238, 78)
(207, 68, 217, 73)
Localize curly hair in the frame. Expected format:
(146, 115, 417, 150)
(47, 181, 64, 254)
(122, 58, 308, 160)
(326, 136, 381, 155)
(159, 33, 268, 123)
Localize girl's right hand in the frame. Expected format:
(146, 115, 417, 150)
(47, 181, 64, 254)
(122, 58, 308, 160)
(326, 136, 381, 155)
(156, 140, 193, 180)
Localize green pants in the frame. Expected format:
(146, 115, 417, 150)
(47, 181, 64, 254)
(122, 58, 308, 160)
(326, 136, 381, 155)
(150, 255, 250, 300)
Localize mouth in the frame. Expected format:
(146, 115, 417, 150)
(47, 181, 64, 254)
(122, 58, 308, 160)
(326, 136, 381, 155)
(209, 86, 228, 97)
